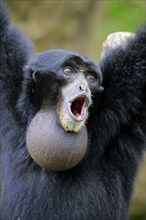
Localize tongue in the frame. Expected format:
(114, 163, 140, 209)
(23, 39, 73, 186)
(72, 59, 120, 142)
(71, 96, 86, 120)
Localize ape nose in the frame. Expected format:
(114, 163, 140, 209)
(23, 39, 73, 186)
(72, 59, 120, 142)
(79, 84, 87, 92)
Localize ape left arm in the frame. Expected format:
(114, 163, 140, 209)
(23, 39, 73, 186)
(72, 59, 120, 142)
(99, 25, 146, 139)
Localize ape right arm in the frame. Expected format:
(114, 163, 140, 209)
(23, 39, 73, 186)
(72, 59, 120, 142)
(0, 0, 32, 108)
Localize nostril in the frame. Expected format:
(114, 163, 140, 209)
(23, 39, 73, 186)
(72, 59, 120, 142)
(79, 84, 86, 91)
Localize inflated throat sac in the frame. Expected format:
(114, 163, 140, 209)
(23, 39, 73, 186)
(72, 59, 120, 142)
(26, 109, 87, 171)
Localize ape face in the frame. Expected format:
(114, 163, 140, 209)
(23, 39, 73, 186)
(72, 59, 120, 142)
(25, 49, 103, 171)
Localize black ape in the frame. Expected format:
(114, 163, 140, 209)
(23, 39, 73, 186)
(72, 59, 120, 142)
(24, 50, 103, 171)
(0, 1, 146, 220)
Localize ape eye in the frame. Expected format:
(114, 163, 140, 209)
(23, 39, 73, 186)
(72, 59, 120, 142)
(86, 73, 97, 82)
(64, 67, 74, 75)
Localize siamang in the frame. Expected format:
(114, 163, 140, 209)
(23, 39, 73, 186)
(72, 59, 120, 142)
(0, 0, 146, 220)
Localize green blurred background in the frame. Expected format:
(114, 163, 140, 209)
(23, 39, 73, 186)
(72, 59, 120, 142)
(5, 1, 146, 219)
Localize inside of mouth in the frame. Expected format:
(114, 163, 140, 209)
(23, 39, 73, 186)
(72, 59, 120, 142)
(71, 96, 86, 120)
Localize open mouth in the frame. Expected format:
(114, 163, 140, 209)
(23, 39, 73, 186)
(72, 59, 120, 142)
(69, 96, 89, 121)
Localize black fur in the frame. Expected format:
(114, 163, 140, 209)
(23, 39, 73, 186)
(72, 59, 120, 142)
(0, 1, 146, 219)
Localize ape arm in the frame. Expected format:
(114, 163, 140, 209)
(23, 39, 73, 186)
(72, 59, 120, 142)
(99, 25, 146, 138)
(0, 0, 32, 109)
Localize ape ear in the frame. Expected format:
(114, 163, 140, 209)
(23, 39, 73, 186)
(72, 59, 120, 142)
(23, 64, 41, 82)
(98, 85, 104, 93)
(100, 32, 135, 59)
(31, 70, 40, 83)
